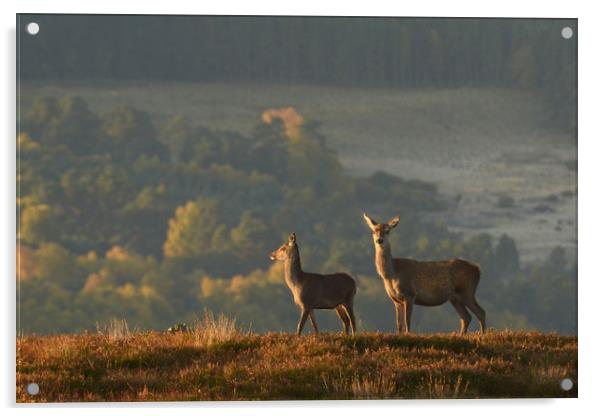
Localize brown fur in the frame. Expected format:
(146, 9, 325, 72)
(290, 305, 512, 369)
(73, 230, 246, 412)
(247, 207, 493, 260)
(270, 233, 357, 336)
(364, 213, 486, 335)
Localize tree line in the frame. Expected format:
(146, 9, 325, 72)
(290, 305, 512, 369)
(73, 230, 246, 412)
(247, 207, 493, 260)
(17, 96, 576, 335)
(19, 16, 575, 128)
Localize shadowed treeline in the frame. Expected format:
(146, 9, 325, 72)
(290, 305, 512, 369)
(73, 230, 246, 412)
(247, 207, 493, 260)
(18, 15, 575, 127)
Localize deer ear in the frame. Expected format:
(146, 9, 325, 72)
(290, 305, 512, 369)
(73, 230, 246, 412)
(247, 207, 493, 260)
(387, 216, 400, 229)
(363, 213, 378, 230)
(288, 232, 296, 245)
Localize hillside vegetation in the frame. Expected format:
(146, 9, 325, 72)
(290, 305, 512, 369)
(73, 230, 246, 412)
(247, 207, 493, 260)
(17, 324, 577, 402)
(20, 16, 575, 131)
(17, 93, 576, 335)
(18, 82, 577, 265)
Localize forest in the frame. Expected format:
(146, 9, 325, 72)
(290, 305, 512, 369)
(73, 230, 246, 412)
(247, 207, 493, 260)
(17, 94, 576, 335)
(19, 16, 576, 129)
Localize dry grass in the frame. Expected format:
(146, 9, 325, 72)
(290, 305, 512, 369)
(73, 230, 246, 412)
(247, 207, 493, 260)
(322, 371, 397, 399)
(418, 374, 470, 399)
(17, 329, 577, 402)
(192, 310, 244, 347)
(351, 374, 397, 399)
(96, 318, 132, 341)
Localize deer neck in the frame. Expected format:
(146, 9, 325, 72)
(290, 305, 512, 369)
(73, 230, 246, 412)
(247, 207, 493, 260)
(375, 243, 395, 280)
(284, 246, 304, 288)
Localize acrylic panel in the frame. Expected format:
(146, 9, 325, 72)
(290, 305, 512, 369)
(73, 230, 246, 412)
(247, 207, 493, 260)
(16, 14, 577, 402)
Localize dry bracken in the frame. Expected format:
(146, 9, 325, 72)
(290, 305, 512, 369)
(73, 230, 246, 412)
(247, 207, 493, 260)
(17, 329, 576, 402)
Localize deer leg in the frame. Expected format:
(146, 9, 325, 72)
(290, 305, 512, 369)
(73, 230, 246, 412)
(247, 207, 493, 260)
(309, 310, 319, 335)
(297, 309, 310, 336)
(450, 298, 472, 335)
(342, 303, 356, 336)
(403, 299, 414, 334)
(394, 302, 404, 334)
(335, 306, 350, 335)
(463, 297, 486, 334)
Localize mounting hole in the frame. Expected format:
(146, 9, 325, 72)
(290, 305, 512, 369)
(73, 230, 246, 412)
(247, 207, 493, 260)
(26, 22, 40, 36)
(560, 378, 573, 391)
(561, 27, 573, 39)
(26, 382, 39, 395)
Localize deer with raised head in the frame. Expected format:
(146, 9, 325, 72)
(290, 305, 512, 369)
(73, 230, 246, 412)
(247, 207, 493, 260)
(363, 213, 486, 335)
(270, 233, 357, 336)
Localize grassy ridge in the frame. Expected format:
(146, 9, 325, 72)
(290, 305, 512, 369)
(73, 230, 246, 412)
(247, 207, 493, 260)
(17, 328, 577, 402)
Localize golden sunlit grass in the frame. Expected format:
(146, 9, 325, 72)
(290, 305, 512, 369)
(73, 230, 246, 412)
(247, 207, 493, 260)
(192, 310, 245, 347)
(17, 327, 577, 402)
(96, 318, 132, 341)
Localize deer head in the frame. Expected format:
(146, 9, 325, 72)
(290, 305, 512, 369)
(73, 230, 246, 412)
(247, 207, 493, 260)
(269, 233, 297, 261)
(363, 213, 400, 247)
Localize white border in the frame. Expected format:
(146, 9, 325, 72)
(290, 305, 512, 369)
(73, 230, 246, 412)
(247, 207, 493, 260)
(1, 0, 585, 17)
(3, 0, 601, 414)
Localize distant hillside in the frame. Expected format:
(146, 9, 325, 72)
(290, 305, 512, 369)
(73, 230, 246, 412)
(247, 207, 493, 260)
(18, 16, 576, 129)
(17, 329, 577, 402)
(19, 82, 577, 262)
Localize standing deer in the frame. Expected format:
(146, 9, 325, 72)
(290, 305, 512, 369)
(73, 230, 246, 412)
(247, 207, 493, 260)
(363, 213, 486, 335)
(269, 233, 357, 336)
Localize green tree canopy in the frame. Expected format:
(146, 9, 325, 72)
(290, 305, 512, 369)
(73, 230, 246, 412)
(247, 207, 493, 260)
(24, 96, 102, 154)
(101, 105, 166, 160)
(19, 204, 60, 244)
(163, 198, 222, 258)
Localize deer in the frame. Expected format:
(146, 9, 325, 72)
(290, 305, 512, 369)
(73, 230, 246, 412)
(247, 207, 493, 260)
(269, 233, 357, 336)
(363, 213, 486, 335)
